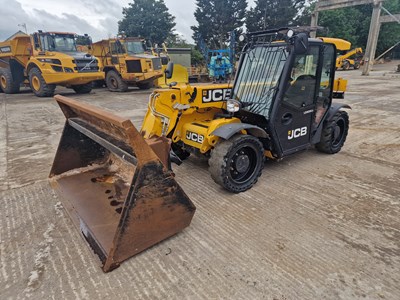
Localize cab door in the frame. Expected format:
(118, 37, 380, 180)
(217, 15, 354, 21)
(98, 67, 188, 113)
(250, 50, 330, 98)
(273, 45, 320, 156)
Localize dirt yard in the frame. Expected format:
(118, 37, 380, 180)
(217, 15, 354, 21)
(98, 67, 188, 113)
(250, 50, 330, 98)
(0, 62, 399, 299)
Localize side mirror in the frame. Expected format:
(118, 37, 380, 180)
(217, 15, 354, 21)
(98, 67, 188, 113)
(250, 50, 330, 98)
(165, 61, 174, 79)
(294, 33, 309, 55)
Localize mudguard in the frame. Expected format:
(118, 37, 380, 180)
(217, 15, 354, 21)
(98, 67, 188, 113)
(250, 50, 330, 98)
(211, 123, 268, 140)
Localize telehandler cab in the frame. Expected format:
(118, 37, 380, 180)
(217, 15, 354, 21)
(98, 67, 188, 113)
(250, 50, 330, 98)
(141, 28, 351, 192)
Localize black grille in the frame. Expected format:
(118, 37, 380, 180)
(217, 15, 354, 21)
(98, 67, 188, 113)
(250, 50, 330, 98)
(73, 59, 99, 73)
(152, 58, 162, 70)
(126, 60, 142, 73)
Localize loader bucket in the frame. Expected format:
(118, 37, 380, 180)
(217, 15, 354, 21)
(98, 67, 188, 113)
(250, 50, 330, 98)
(49, 95, 196, 272)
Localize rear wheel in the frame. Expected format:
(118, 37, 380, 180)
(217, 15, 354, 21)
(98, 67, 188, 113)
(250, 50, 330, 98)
(137, 82, 152, 90)
(72, 83, 92, 94)
(0, 68, 20, 94)
(106, 70, 128, 92)
(209, 134, 264, 193)
(28, 67, 55, 97)
(316, 111, 349, 154)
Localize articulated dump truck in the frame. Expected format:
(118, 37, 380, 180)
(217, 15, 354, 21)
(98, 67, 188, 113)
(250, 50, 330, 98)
(0, 31, 103, 97)
(89, 37, 163, 91)
(49, 95, 195, 272)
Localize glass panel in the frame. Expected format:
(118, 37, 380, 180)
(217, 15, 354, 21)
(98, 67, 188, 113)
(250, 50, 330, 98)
(110, 42, 126, 55)
(124, 41, 145, 55)
(315, 44, 335, 126)
(284, 46, 319, 108)
(232, 45, 288, 119)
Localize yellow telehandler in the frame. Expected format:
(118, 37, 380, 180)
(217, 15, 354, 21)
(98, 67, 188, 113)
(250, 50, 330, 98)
(0, 31, 103, 97)
(141, 28, 351, 192)
(89, 37, 163, 91)
(49, 27, 351, 271)
(318, 37, 363, 70)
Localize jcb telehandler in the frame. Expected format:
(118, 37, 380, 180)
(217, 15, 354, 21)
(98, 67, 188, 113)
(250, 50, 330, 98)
(141, 28, 351, 192)
(89, 37, 163, 91)
(0, 31, 103, 97)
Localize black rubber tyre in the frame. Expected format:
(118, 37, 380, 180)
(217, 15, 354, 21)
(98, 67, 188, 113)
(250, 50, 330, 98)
(316, 111, 349, 154)
(106, 70, 128, 92)
(209, 134, 264, 193)
(342, 60, 350, 70)
(137, 82, 152, 90)
(0, 68, 20, 94)
(28, 68, 55, 97)
(354, 61, 360, 69)
(72, 83, 92, 94)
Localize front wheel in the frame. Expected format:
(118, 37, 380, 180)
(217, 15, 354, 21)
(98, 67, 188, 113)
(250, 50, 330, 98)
(316, 111, 349, 154)
(28, 68, 55, 97)
(106, 70, 128, 92)
(72, 83, 92, 94)
(209, 134, 264, 193)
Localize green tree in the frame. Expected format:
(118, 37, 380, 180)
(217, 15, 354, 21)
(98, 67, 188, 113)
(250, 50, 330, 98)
(317, 0, 400, 56)
(118, 0, 176, 44)
(246, 0, 308, 32)
(191, 0, 248, 48)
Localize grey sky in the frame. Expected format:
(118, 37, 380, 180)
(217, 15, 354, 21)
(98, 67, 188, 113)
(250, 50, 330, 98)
(0, 0, 255, 43)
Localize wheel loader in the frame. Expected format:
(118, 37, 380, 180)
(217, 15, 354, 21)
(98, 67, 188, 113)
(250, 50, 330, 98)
(89, 37, 163, 91)
(141, 28, 351, 193)
(0, 31, 104, 97)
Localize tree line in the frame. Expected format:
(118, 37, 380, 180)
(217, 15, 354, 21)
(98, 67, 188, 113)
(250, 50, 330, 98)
(118, 0, 400, 60)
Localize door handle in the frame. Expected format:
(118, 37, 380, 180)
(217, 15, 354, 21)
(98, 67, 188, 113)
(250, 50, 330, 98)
(281, 112, 292, 125)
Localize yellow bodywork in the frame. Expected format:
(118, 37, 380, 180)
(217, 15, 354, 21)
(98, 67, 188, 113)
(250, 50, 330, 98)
(89, 38, 163, 84)
(141, 83, 239, 153)
(154, 63, 189, 87)
(0, 34, 104, 86)
(317, 37, 363, 70)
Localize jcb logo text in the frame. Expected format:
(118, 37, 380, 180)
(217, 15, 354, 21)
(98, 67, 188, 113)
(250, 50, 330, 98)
(288, 127, 307, 140)
(202, 88, 231, 103)
(186, 131, 204, 144)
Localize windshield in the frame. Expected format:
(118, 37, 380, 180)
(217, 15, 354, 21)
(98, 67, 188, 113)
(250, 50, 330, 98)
(232, 44, 288, 118)
(40, 34, 77, 52)
(124, 41, 145, 54)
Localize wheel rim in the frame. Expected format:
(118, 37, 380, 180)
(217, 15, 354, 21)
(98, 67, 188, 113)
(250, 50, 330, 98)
(110, 77, 118, 89)
(332, 117, 346, 147)
(0, 75, 6, 89)
(228, 146, 258, 184)
(32, 76, 40, 91)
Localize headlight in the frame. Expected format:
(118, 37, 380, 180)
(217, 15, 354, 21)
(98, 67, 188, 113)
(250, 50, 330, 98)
(226, 99, 241, 113)
(38, 58, 61, 65)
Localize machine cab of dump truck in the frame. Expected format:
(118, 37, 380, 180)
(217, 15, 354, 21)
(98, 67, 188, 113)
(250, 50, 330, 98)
(141, 28, 350, 192)
(0, 30, 103, 97)
(89, 37, 163, 91)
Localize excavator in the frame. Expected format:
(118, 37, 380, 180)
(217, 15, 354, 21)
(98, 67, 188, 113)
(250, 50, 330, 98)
(318, 37, 363, 70)
(50, 27, 350, 271)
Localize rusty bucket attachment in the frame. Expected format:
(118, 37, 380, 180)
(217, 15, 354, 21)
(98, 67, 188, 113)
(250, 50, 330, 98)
(49, 95, 196, 272)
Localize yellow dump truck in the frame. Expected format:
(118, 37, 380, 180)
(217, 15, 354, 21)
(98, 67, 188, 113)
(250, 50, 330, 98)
(0, 31, 104, 97)
(89, 37, 163, 91)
